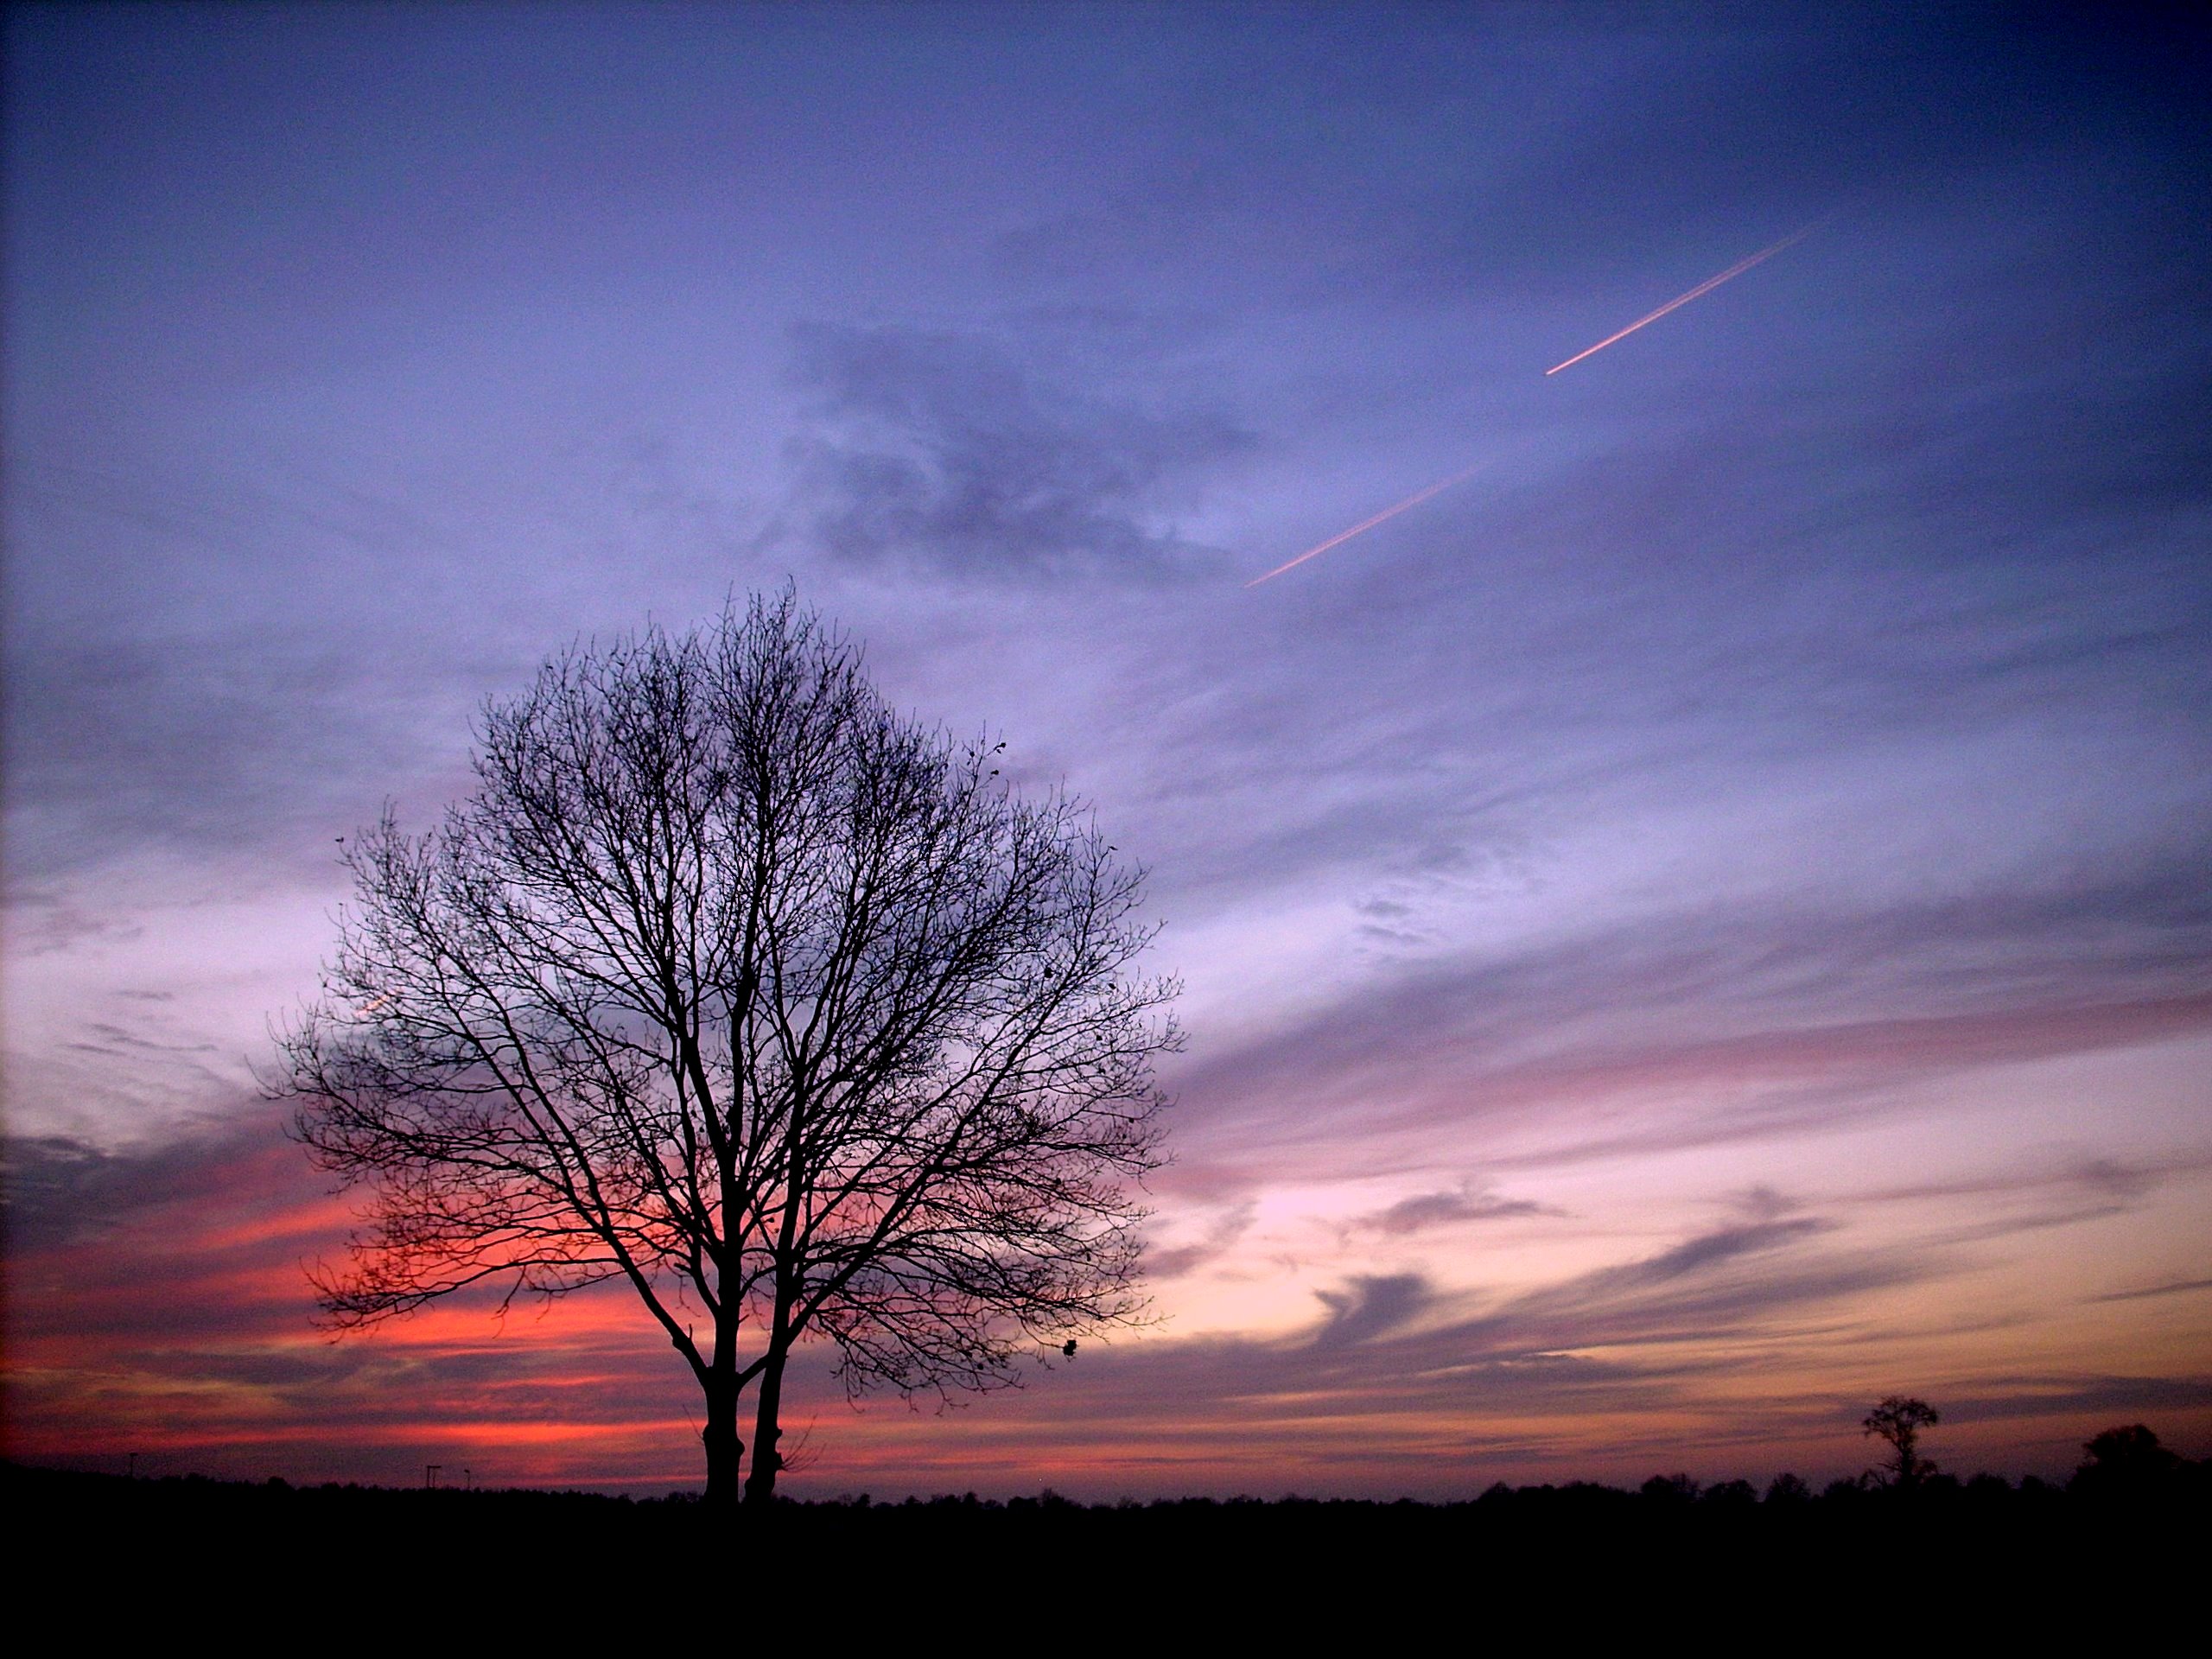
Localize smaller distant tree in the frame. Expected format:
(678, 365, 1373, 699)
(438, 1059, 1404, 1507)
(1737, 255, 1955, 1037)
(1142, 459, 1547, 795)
(1862, 1395, 1941, 1489)
(2072, 1424, 2180, 1498)
(1763, 1472, 1812, 1506)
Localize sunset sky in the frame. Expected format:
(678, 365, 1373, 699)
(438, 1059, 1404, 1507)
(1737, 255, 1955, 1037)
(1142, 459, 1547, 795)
(5, 3, 2209, 1498)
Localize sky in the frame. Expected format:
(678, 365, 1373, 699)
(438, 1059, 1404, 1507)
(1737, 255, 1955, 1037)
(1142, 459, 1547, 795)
(4, 1, 2209, 1499)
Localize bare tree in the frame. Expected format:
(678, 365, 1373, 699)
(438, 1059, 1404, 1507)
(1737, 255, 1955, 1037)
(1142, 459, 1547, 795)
(277, 592, 1179, 1510)
(1861, 1395, 1940, 1489)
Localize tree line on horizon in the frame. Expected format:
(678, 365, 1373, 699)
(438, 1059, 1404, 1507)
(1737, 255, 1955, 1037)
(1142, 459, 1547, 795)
(7, 1419, 2199, 1513)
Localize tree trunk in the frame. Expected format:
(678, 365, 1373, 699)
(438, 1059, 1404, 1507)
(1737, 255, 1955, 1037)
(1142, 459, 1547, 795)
(702, 1379, 746, 1510)
(747, 1162, 803, 1510)
(743, 1345, 786, 1508)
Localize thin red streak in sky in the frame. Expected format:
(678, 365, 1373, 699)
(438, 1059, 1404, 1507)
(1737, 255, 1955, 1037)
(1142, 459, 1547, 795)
(1245, 461, 1491, 588)
(1544, 223, 1822, 375)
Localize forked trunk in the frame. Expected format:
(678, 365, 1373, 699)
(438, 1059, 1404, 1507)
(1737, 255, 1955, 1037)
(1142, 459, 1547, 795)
(742, 1346, 786, 1508)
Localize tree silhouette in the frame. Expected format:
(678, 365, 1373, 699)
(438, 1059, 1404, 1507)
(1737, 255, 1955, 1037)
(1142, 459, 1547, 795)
(278, 592, 1179, 1509)
(2073, 1424, 2180, 1497)
(1861, 1395, 1941, 1489)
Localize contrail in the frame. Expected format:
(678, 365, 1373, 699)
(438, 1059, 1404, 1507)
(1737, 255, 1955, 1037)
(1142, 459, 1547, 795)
(1545, 222, 1823, 376)
(1244, 460, 1491, 588)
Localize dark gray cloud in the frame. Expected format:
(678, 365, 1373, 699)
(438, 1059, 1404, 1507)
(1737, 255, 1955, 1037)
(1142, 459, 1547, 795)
(0, 1111, 293, 1255)
(1610, 1217, 1833, 1286)
(785, 321, 1252, 580)
(1941, 1375, 2212, 1425)
(2089, 1277, 2212, 1306)
(1312, 1273, 1433, 1349)
(1357, 1185, 1558, 1236)
(1439, 1216, 1927, 1368)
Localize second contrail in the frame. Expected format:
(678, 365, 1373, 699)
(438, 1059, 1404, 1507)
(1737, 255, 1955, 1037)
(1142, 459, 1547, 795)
(1244, 460, 1492, 588)
(1545, 221, 1823, 376)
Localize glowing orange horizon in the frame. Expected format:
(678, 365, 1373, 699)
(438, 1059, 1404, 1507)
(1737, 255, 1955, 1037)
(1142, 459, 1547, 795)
(1245, 461, 1493, 588)
(1545, 222, 1824, 376)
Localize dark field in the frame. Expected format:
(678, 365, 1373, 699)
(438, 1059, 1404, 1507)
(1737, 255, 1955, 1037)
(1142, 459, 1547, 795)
(10, 1456, 2203, 1630)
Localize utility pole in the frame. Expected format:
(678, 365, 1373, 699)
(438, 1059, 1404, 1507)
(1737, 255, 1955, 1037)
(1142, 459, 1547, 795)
(425, 1464, 442, 1491)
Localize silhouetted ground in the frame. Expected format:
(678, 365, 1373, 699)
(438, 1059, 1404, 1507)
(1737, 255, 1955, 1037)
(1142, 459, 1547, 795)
(8, 1456, 2202, 1630)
